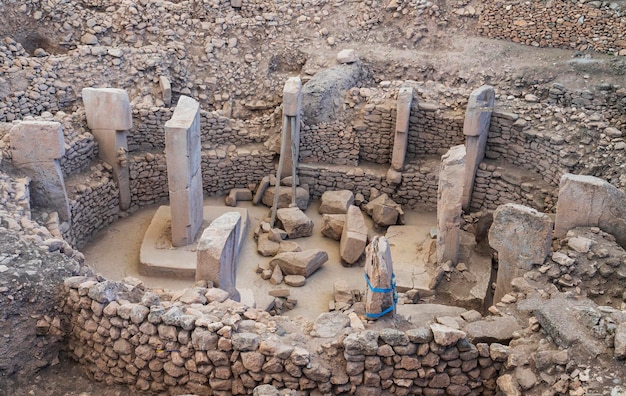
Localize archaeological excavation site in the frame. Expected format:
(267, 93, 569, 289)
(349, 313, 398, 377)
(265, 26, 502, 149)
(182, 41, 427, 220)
(1, 0, 626, 395)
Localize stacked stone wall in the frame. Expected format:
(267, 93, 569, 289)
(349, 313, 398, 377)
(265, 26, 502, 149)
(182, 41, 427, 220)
(356, 101, 396, 164)
(478, 0, 626, 54)
(407, 102, 465, 158)
(62, 276, 500, 395)
(299, 121, 359, 166)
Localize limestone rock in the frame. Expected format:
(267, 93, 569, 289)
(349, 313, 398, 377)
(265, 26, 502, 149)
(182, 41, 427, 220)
(262, 186, 309, 210)
(496, 374, 521, 396)
(321, 214, 345, 240)
(430, 323, 466, 346)
(365, 236, 395, 320)
(464, 315, 523, 343)
(284, 275, 306, 287)
(225, 188, 253, 207)
(277, 241, 301, 254)
(257, 233, 280, 257)
(311, 312, 350, 337)
(364, 193, 403, 227)
(337, 49, 359, 64)
(334, 280, 354, 306)
(437, 144, 466, 264)
(270, 249, 328, 278)
(276, 207, 313, 239)
(254, 384, 280, 396)
(555, 174, 626, 248)
(319, 190, 354, 214)
(340, 205, 368, 264)
(614, 323, 626, 359)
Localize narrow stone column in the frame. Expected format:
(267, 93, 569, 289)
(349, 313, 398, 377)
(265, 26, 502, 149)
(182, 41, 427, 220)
(390, 87, 414, 171)
(489, 203, 553, 303)
(365, 236, 395, 320)
(197, 212, 242, 302)
(165, 95, 204, 247)
(82, 88, 132, 211)
(437, 145, 466, 265)
(10, 121, 71, 222)
(461, 85, 494, 212)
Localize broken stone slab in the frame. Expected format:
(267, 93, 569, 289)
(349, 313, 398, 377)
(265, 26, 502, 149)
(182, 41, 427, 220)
(430, 323, 467, 347)
(365, 236, 395, 320)
(196, 212, 242, 302)
(321, 214, 345, 241)
(464, 315, 523, 344)
(257, 233, 280, 257)
(165, 95, 203, 247)
(159, 76, 172, 105)
(364, 193, 403, 227)
(277, 241, 301, 254)
(276, 207, 313, 239)
(334, 280, 354, 305)
(462, 85, 495, 212)
(261, 186, 309, 210)
(489, 203, 553, 303)
(284, 275, 306, 287)
(319, 190, 354, 214)
(253, 175, 271, 205)
(9, 121, 71, 222)
(555, 174, 626, 249)
(518, 293, 608, 358)
(225, 188, 253, 207)
(340, 205, 368, 265)
(437, 144, 466, 265)
(269, 265, 283, 285)
(270, 249, 328, 278)
(311, 312, 350, 338)
(336, 49, 359, 64)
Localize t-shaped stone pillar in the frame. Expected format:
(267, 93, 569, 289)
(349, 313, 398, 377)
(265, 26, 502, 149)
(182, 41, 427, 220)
(437, 145, 466, 265)
(461, 85, 494, 212)
(365, 236, 395, 320)
(10, 121, 71, 222)
(489, 203, 553, 303)
(165, 95, 204, 247)
(82, 88, 132, 211)
(390, 87, 414, 171)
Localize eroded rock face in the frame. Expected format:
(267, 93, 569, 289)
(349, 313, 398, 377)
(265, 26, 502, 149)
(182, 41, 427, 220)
(555, 174, 626, 249)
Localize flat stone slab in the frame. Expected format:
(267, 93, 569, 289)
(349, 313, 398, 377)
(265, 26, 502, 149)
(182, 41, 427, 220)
(397, 303, 467, 325)
(385, 225, 432, 292)
(464, 315, 523, 344)
(140, 205, 249, 277)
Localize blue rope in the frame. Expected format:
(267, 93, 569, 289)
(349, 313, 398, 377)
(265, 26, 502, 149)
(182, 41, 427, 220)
(364, 272, 398, 319)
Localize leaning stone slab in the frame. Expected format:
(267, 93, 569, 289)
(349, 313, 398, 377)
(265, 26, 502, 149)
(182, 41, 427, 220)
(270, 249, 328, 278)
(10, 121, 71, 221)
(340, 205, 368, 264)
(555, 174, 626, 248)
(319, 190, 354, 214)
(276, 207, 313, 239)
(489, 203, 553, 303)
(196, 212, 242, 302)
(437, 145, 466, 265)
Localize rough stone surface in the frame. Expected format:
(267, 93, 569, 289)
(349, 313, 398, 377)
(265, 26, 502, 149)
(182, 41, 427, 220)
(437, 144, 466, 265)
(270, 249, 328, 278)
(340, 205, 368, 264)
(321, 214, 345, 241)
(276, 207, 313, 239)
(365, 236, 395, 320)
(319, 190, 354, 214)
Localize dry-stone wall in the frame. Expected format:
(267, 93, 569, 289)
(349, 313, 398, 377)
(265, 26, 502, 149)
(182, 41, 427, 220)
(62, 276, 500, 395)
(129, 153, 169, 209)
(202, 147, 275, 196)
(478, 0, 626, 54)
(407, 102, 465, 158)
(470, 162, 557, 214)
(299, 121, 359, 166)
(357, 101, 396, 164)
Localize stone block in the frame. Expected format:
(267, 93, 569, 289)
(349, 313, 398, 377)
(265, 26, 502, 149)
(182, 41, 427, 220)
(270, 249, 328, 278)
(276, 207, 313, 239)
(391, 87, 413, 171)
(10, 121, 64, 162)
(340, 205, 368, 264)
(321, 214, 345, 241)
(262, 186, 309, 210)
(365, 236, 395, 320)
(319, 190, 354, 214)
(283, 77, 302, 117)
(437, 145, 466, 265)
(337, 49, 359, 64)
(159, 76, 172, 105)
(82, 87, 132, 131)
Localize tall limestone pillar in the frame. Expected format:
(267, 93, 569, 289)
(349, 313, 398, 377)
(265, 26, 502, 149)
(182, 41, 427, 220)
(437, 145, 466, 265)
(165, 96, 204, 247)
(461, 85, 494, 212)
(82, 87, 132, 211)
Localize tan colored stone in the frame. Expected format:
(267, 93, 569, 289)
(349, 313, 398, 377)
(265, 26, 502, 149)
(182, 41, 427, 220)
(340, 205, 368, 264)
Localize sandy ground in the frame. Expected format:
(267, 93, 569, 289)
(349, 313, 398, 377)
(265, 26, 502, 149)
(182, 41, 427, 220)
(82, 196, 436, 320)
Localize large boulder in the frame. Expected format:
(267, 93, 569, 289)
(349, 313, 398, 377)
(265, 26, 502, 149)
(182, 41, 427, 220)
(364, 193, 403, 227)
(261, 186, 309, 210)
(319, 190, 354, 214)
(276, 207, 313, 239)
(555, 174, 626, 249)
(270, 249, 328, 278)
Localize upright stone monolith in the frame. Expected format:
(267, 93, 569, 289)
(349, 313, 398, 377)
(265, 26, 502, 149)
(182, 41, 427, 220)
(390, 87, 414, 172)
(165, 95, 203, 247)
(489, 203, 553, 303)
(462, 85, 494, 212)
(554, 174, 626, 248)
(365, 236, 395, 320)
(10, 121, 71, 222)
(437, 145, 466, 265)
(82, 87, 132, 211)
(197, 212, 242, 302)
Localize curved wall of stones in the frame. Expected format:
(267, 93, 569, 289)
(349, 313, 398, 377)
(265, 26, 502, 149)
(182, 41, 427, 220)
(478, 0, 626, 54)
(63, 276, 501, 395)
